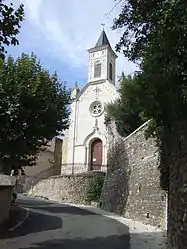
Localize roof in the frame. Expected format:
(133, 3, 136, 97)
(95, 30, 111, 48)
(88, 30, 117, 58)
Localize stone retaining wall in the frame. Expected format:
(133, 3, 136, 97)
(27, 121, 167, 230)
(61, 164, 107, 175)
(101, 121, 167, 229)
(28, 171, 105, 204)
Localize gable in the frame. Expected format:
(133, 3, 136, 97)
(77, 80, 119, 103)
(76, 80, 105, 100)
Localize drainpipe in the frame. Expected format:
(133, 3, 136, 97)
(72, 99, 78, 175)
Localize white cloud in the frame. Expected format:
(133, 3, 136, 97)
(22, 0, 42, 24)
(16, 0, 138, 80)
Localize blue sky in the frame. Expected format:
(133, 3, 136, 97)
(7, 0, 138, 89)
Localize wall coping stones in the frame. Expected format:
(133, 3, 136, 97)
(123, 120, 151, 142)
(48, 171, 106, 179)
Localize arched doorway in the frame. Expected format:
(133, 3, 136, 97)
(90, 138, 102, 170)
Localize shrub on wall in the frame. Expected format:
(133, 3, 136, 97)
(86, 173, 105, 203)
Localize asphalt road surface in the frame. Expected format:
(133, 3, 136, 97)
(0, 195, 130, 249)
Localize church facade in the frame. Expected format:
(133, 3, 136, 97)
(61, 30, 119, 174)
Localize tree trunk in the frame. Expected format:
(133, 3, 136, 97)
(167, 122, 187, 249)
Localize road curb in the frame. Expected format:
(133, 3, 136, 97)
(8, 206, 29, 232)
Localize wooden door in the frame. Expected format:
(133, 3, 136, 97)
(91, 139, 102, 170)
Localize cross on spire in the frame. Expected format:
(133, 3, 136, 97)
(101, 23, 105, 30)
(93, 86, 101, 100)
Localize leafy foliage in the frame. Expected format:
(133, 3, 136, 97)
(86, 173, 105, 203)
(106, 72, 147, 137)
(0, 53, 70, 174)
(113, 0, 187, 191)
(0, 1, 24, 59)
(113, 0, 179, 62)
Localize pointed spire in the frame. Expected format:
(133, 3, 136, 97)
(118, 71, 125, 82)
(71, 81, 80, 99)
(95, 30, 111, 48)
(74, 81, 78, 89)
(74, 81, 80, 94)
(87, 29, 117, 59)
(118, 71, 126, 89)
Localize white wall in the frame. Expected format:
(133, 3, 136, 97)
(61, 36, 118, 174)
(88, 48, 116, 85)
(62, 80, 119, 174)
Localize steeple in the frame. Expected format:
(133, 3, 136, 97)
(95, 30, 111, 48)
(87, 30, 117, 85)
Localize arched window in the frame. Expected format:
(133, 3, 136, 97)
(109, 63, 113, 81)
(94, 60, 101, 78)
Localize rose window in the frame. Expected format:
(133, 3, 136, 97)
(90, 101, 104, 117)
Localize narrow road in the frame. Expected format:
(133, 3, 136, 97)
(0, 195, 130, 249)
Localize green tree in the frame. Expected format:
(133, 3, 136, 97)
(113, 0, 187, 246)
(106, 72, 147, 137)
(0, 53, 70, 174)
(0, 1, 24, 59)
(113, 0, 187, 189)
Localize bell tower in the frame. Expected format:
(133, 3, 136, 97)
(87, 30, 117, 85)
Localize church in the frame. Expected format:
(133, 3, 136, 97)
(61, 30, 119, 174)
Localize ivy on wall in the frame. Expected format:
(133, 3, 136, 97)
(86, 173, 105, 203)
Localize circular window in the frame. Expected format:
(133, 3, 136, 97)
(90, 101, 104, 117)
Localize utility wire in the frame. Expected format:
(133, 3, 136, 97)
(104, 0, 123, 20)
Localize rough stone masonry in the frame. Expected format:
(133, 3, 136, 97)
(100, 120, 167, 229)
(26, 119, 167, 230)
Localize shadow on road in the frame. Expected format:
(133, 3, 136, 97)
(1, 209, 62, 239)
(17, 196, 98, 215)
(0, 195, 166, 249)
(25, 204, 100, 215)
(20, 234, 131, 249)
(15, 231, 166, 249)
(17, 195, 98, 215)
(16, 197, 54, 207)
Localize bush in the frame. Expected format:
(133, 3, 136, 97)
(86, 173, 105, 203)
